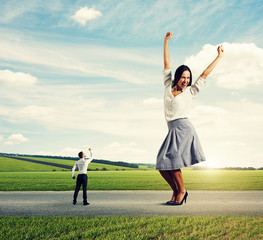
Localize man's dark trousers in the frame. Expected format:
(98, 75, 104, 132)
(73, 174, 88, 203)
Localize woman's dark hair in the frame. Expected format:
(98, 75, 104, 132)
(172, 65, 192, 89)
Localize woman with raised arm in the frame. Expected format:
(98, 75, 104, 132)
(156, 32, 224, 205)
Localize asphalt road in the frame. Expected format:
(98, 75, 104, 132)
(1, 191, 263, 217)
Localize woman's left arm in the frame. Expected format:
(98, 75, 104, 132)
(200, 45, 224, 79)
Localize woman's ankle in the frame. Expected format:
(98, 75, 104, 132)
(178, 189, 186, 194)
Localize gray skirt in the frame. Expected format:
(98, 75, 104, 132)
(156, 118, 206, 170)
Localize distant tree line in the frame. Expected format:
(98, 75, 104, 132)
(137, 163, 156, 168)
(193, 166, 262, 170)
(224, 167, 258, 170)
(0, 152, 139, 169)
(92, 159, 138, 168)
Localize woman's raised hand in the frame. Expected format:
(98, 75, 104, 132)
(164, 32, 173, 41)
(217, 45, 224, 58)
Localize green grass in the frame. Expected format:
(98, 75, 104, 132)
(1, 169, 262, 191)
(183, 169, 263, 190)
(88, 162, 138, 171)
(0, 172, 75, 191)
(15, 156, 77, 166)
(0, 156, 139, 171)
(24, 157, 143, 171)
(0, 216, 262, 239)
(0, 157, 65, 172)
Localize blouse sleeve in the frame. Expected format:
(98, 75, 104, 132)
(163, 69, 172, 88)
(72, 162, 77, 178)
(190, 76, 205, 96)
(85, 151, 93, 164)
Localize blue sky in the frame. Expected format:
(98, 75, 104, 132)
(0, 0, 263, 167)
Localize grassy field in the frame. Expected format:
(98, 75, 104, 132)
(0, 216, 262, 239)
(21, 157, 150, 170)
(1, 156, 263, 191)
(1, 169, 262, 191)
(0, 157, 65, 172)
(14, 156, 76, 166)
(0, 157, 139, 172)
(1, 157, 262, 239)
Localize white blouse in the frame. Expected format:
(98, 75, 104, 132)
(163, 69, 205, 122)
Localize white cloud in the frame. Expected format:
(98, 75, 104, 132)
(96, 142, 150, 163)
(33, 148, 80, 158)
(57, 147, 80, 158)
(0, 69, 37, 87)
(16, 105, 56, 124)
(219, 141, 247, 147)
(143, 98, 162, 105)
(190, 99, 263, 168)
(0, 84, 165, 139)
(0, 104, 57, 126)
(185, 42, 263, 90)
(0, 135, 3, 142)
(190, 105, 226, 127)
(71, 7, 102, 25)
(0, 31, 159, 85)
(5, 134, 29, 145)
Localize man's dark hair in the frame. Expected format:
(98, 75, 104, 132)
(172, 65, 192, 89)
(78, 151, 84, 158)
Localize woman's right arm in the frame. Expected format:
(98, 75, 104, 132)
(164, 32, 173, 69)
(200, 45, 224, 79)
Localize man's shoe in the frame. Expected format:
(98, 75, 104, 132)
(83, 202, 90, 205)
(73, 200, 77, 205)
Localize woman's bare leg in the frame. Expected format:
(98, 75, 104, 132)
(159, 170, 178, 201)
(171, 169, 186, 202)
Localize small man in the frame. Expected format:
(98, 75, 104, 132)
(72, 148, 93, 205)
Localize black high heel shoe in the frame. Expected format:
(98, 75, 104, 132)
(173, 191, 188, 206)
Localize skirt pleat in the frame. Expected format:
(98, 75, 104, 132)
(156, 118, 206, 170)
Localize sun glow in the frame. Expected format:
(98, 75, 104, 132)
(206, 155, 222, 169)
